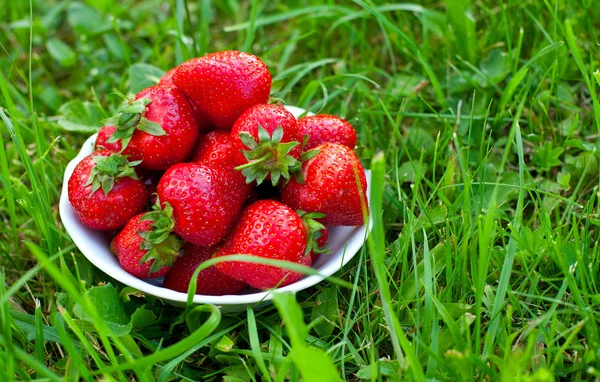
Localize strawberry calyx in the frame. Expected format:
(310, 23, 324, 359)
(85, 153, 142, 196)
(138, 199, 183, 274)
(235, 125, 300, 186)
(105, 94, 167, 151)
(297, 210, 330, 257)
(289, 134, 320, 184)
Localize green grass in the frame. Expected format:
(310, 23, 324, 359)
(2, 0, 600, 380)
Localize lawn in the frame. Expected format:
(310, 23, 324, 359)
(1, 0, 600, 380)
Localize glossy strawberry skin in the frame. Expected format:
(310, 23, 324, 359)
(95, 125, 121, 152)
(68, 151, 149, 231)
(214, 200, 309, 289)
(157, 163, 250, 246)
(111, 214, 172, 278)
(163, 243, 247, 295)
(173, 51, 271, 129)
(297, 115, 357, 150)
(281, 143, 368, 226)
(157, 67, 177, 87)
(231, 104, 302, 165)
(122, 85, 199, 170)
(158, 69, 212, 132)
(192, 131, 237, 168)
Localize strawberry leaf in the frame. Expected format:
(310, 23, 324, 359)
(84, 153, 141, 197)
(235, 126, 300, 186)
(138, 199, 182, 273)
(105, 97, 167, 151)
(297, 210, 330, 256)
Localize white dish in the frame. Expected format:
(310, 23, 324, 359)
(59, 105, 372, 311)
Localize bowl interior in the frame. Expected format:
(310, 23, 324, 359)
(59, 105, 372, 309)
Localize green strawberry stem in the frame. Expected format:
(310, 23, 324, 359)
(297, 210, 330, 257)
(104, 94, 166, 151)
(84, 153, 142, 196)
(235, 125, 300, 186)
(138, 199, 183, 273)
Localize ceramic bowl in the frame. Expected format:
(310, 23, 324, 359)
(59, 105, 372, 311)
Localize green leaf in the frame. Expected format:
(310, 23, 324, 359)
(131, 305, 157, 329)
(66, 3, 111, 36)
(73, 284, 132, 337)
(407, 127, 435, 153)
(129, 63, 165, 94)
(56, 100, 107, 133)
(9, 310, 65, 344)
(480, 49, 511, 84)
(45, 38, 76, 67)
(310, 286, 338, 338)
(273, 293, 342, 382)
(355, 359, 400, 379)
(445, 0, 477, 62)
(532, 142, 564, 171)
(137, 118, 167, 136)
(557, 172, 571, 190)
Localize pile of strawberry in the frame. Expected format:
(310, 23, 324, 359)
(68, 50, 368, 295)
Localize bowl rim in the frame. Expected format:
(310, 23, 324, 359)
(59, 105, 372, 306)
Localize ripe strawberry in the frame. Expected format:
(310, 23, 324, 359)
(231, 104, 304, 185)
(173, 51, 271, 129)
(158, 68, 212, 132)
(297, 115, 357, 150)
(214, 200, 325, 289)
(157, 163, 250, 246)
(95, 125, 121, 152)
(111, 203, 183, 278)
(157, 67, 177, 87)
(163, 243, 247, 295)
(105, 85, 199, 170)
(281, 143, 368, 226)
(192, 131, 237, 169)
(68, 150, 148, 230)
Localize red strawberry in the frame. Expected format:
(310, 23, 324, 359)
(281, 143, 368, 226)
(157, 67, 177, 87)
(95, 125, 121, 152)
(231, 104, 303, 185)
(214, 200, 325, 289)
(111, 204, 183, 278)
(163, 243, 247, 295)
(106, 85, 199, 170)
(192, 131, 237, 169)
(158, 68, 212, 132)
(68, 150, 148, 230)
(157, 163, 250, 246)
(297, 115, 357, 150)
(173, 51, 271, 129)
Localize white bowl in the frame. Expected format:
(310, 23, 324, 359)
(59, 105, 372, 311)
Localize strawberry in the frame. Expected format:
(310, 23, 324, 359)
(111, 203, 183, 279)
(158, 68, 213, 132)
(281, 143, 368, 226)
(157, 67, 177, 87)
(105, 85, 199, 170)
(163, 243, 247, 295)
(95, 125, 121, 152)
(297, 115, 357, 150)
(173, 51, 271, 129)
(191, 131, 237, 169)
(157, 163, 250, 246)
(214, 200, 326, 289)
(231, 104, 304, 185)
(68, 150, 148, 230)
